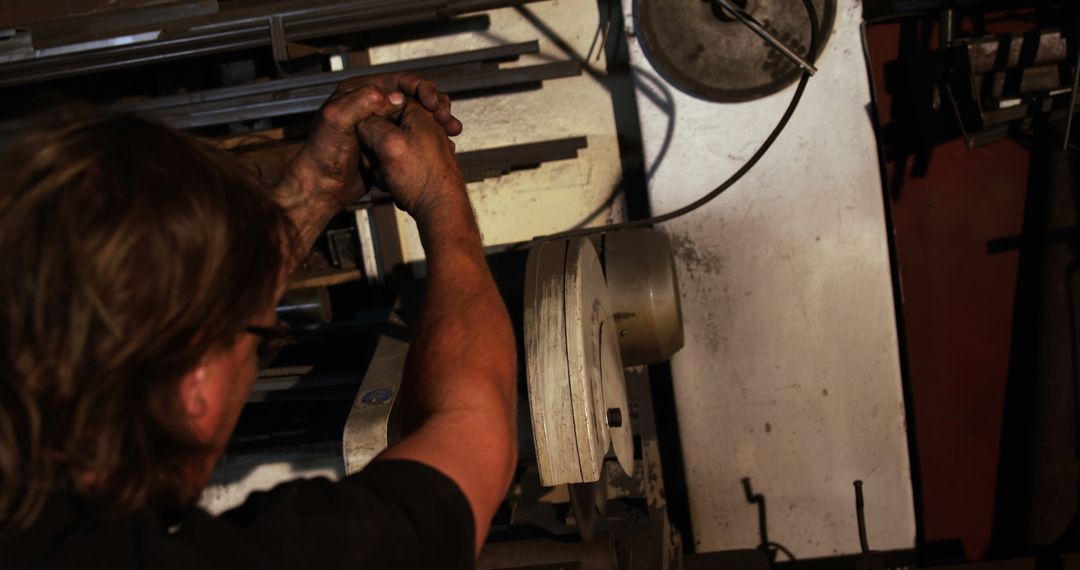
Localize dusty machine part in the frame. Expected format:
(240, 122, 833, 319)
(564, 237, 634, 478)
(603, 229, 685, 366)
(635, 0, 835, 102)
(524, 239, 576, 485)
(943, 28, 1075, 148)
(524, 237, 634, 487)
(600, 315, 634, 476)
(276, 286, 332, 327)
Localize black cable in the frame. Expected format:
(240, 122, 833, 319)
(855, 480, 871, 553)
(532, 0, 820, 242)
(768, 541, 799, 561)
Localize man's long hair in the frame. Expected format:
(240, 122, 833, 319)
(0, 111, 293, 530)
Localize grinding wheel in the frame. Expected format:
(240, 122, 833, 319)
(635, 0, 835, 102)
(565, 238, 634, 478)
(524, 237, 634, 487)
(603, 228, 685, 366)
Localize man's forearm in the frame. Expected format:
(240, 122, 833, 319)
(356, 100, 516, 554)
(272, 152, 345, 278)
(402, 187, 517, 429)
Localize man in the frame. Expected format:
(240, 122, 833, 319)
(0, 73, 517, 568)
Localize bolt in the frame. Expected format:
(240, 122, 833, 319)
(607, 407, 623, 428)
(361, 388, 393, 406)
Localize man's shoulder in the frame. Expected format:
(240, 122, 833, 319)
(0, 461, 475, 570)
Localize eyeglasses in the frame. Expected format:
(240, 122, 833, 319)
(245, 321, 292, 370)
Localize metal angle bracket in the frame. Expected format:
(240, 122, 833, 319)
(342, 304, 409, 474)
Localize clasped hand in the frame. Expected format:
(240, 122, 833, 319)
(297, 72, 464, 218)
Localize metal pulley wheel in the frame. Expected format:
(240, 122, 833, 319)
(602, 228, 684, 366)
(634, 0, 835, 102)
(524, 237, 634, 488)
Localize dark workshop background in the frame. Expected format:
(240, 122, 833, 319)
(868, 11, 1035, 562)
(1, 0, 1071, 562)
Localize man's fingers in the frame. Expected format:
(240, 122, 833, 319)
(334, 73, 455, 129)
(321, 84, 404, 132)
(400, 100, 446, 133)
(393, 74, 441, 112)
(433, 93, 461, 135)
(356, 116, 409, 165)
(434, 93, 453, 123)
(444, 116, 463, 137)
(398, 103, 459, 153)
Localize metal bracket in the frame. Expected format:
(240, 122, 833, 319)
(342, 304, 409, 474)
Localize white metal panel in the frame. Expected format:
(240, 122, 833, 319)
(367, 1, 626, 258)
(621, 0, 916, 556)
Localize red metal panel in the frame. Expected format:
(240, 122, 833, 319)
(868, 21, 1031, 560)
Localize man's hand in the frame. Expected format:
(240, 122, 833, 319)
(355, 101, 466, 221)
(272, 73, 462, 281)
(288, 73, 463, 209)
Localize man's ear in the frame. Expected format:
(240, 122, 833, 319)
(179, 362, 210, 424)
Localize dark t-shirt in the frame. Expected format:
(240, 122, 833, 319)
(0, 459, 475, 570)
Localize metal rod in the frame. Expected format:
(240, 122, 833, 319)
(0, 43, 538, 134)
(121, 41, 538, 113)
(0, 0, 546, 88)
(1064, 48, 1080, 151)
(711, 0, 817, 75)
(152, 60, 582, 129)
(457, 136, 587, 182)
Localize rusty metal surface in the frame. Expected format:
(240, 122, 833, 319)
(961, 29, 1067, 74)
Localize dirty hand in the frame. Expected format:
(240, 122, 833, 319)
(296, 73, 462, 207)
(356, 101, 465, 221)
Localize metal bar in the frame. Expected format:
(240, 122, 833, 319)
(964, 29, 1068, 75)
(288, 12, 439, 42)
(343, 303, 410, 474)
(0, 0, 545, 88)
(152, 61, 581, 129)
(0, 29, 269, 88)
(120, 41, 538, 113)
(457, 136, 587, 182)
(184, 0, 434, 34)
(251, 372, 365, 394)
(29, 0, 219, 50)
(710, 0, 817, 75)
(1064, 52, 1080, 150)
(269, 15, 289, 61)
(436, 60, 582, 93)
(438, 0, 541, 13)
